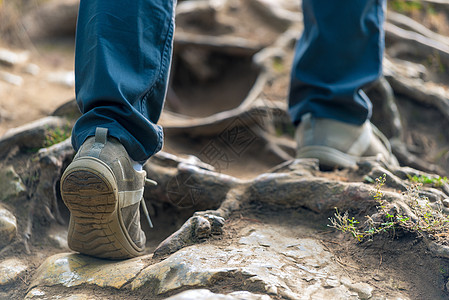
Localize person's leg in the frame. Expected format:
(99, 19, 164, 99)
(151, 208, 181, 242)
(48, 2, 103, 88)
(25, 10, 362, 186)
(289, 0, 397, 168)
(72, 0, 176, 164)
(61, 0, 176, 259)
(288, 0, 385, 126)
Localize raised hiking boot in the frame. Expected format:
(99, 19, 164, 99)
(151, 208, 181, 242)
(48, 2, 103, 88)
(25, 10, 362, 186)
(60, 127, 153, 259)
(295, 113, 399, 169)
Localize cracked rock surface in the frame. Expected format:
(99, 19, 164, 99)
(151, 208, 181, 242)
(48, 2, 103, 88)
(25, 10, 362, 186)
(27, 225, 410, 300)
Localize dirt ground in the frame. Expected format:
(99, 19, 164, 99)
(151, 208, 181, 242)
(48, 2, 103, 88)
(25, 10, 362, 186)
(0, 39, 76, 136)
(5, 190, 449, 299)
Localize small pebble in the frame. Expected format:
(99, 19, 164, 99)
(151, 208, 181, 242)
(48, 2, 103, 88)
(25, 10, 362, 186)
(0, 48, 29, 67)
(46, 71, 74, 88)
(23, 64, 40, 76)
(25, 288, 45, 299)
(0, 71, 23, 86)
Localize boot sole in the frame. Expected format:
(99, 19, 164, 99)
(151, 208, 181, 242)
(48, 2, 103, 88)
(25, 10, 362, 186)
(60, 157, 144, 259)
(297, 146, 359, 169)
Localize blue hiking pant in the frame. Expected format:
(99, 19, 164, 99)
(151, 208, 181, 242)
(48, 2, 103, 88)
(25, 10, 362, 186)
(72, 0, 176, 163)
(289, 0, 386, 126)
(72, 0, 385, 163)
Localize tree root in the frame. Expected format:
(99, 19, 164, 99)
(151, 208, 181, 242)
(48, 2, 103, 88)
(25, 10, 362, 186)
(387, 11, 449, 47)
(34, 138, 74, 224)
(0, 116, 68, 158)
(18, 138, 74, 251)
(153, 214, 225, 258)
(175, 32, 264, 57)
(385, 22, 449, 67)
(390, 139, 445, 175)
(145, 155, 449, 257)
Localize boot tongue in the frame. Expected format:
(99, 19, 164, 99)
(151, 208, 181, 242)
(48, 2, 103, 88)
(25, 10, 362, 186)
(346, 122, 372, 156)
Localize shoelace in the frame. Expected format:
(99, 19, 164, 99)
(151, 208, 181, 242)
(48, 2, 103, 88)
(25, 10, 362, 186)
(141, 178, 158, 228)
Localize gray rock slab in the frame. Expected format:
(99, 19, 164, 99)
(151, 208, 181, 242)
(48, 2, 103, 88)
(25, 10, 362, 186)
(30, 253, 147, 289)
(0, 166, 26, 202)
(24, 288, 46, 299)
(0, 205, 17, 248)
(165, 289, 272, 300)
(0, 258, 27, 285)
(25, 288, 94, 300)
(131, 226, 376, 299)
(28, 226, 411, 300)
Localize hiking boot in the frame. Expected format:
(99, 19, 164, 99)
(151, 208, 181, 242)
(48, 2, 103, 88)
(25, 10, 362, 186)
(60, 127, 149, 259)
(295, 113, 399, 169)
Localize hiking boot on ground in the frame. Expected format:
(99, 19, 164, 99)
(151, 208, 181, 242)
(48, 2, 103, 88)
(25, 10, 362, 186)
(295, 113, 399, 169)
(60, 127, 149, 259)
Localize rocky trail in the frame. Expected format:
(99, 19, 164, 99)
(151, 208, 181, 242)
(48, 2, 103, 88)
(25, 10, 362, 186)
(2, 0, 449, 299)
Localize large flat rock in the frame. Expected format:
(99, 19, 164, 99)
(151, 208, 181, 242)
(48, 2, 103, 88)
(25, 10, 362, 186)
(131, 226, 376, 299)
(30, 253, 147, 289)
(29, 225, 410, 299)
